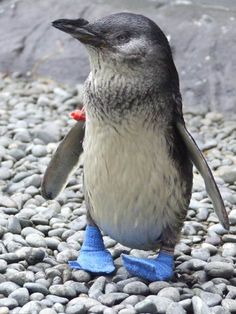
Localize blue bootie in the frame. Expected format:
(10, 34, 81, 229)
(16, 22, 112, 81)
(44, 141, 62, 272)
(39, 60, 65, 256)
(122, 251, 174, 281)
(68, 225, 115, 274)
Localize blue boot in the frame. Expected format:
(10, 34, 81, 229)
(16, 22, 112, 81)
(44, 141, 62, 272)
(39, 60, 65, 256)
(122, 251, 174, 281)
(68, 225, 115, 274)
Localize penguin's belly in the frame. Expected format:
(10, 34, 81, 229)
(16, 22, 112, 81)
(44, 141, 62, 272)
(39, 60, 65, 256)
(83, 120, 184, 250)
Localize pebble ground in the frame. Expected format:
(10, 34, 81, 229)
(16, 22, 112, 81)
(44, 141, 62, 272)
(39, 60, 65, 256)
(0, 74, 235, 314)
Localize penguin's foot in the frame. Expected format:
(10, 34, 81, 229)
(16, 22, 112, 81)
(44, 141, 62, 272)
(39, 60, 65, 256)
(122, 251, 174, 282)
(68, 225, 115, 274)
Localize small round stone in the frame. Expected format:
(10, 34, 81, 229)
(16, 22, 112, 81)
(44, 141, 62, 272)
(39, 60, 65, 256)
(123, 281, 149, 295)
(166, 302, 186, 314)
(135, 299, 157, 314)
(0, 298, 18, 310)
(222, 299, 236, 313)
(98, 293, 129, 306)
(49, 285, 77, 298)
(25, 234, 47, 248)
(39, 309, 57, 314)
(9, 287, 29, 306)
(158, 287, 180, 302)
(32, 145, 47, 157)
(192, 296, 211, 314)
(0, 307, 9, 314)
(19, 301, 42, 314)
(205, 262, 234, 279)
(191, 248, 210, 261)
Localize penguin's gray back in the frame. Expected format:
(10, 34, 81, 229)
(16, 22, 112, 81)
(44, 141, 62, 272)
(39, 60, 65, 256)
(82, 66, 192, 250)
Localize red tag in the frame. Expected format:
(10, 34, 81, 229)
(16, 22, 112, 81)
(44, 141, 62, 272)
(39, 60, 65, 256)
(70, 107, 86, 121)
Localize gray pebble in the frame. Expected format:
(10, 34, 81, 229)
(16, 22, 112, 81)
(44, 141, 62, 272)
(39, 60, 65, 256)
(64, 281, 88, 294)
(201, 243, 218, 255)
(24, 282, 49, 295)
(222, 299, 236, 313)
(175, 243, 191, 255)
(25, 234, 47, 248)
(146, 296, 174, 313)
(49, 284, 77, 298)
(166, 302, 186, 314)
(116, 278, 141, 291)
(19, 300, 42, 314)
(0, 281, 20, 296)
(179, 299, 192, 311)
(118, 309, 136, 314)
(67, 296, 101, 309)
(98, 292, 129, 306)
(0, 167, 11, 180)
(88, 304, 108, 313)
(56, 249, 78, 263)
(205, 262, 234, 279)
(30, 292, 44, 301)
(89, 276, 106, 299)
(135, 299, 157, 313)
(39, 309, 57, 314)
(191, 248, 210, 261)
(6, 270, 34, 286)
(121, 295, 143, 306)
(199, 291, 222, 306)
(222, 243, 236, 257)
(0, 298, 18, 309)
(26, 245, 46, 267)
(222, 234, 236, 243)
(8, 216, 22, 234)
(52, 303, 65, 312)
(33, 123, 60, 144)
(158, 287, 180, 302)
(23, 174, 41, 188)
(44, 237, 60, 250)
(105, 282, 118, 294)
(14, 130, 31, 142)
(46, 294, 68, 304)
(192, 296, 211, 314)
(208, 223, 228, 235)
(66, 304, 87, 314)
(217, 166, 236, 184)
(0, 195, 17, 208)
(123, 281, 149, 295)
(211, 306, 231, 314)
(32, 145, 47, 157)
(9, 287, 29, 306)
(8, 148, 26, 161)
(0, 307, 9, 314)
(229, 209, 236, 224)
(0, 259, 7, 273)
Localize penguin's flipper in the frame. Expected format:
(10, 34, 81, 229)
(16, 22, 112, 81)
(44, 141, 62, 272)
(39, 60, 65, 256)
(41, 121, 85, 200)
(176, 121, 229, 230)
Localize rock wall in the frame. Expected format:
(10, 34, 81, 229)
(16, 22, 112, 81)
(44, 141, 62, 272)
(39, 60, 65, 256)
(0, 0, 236, 114)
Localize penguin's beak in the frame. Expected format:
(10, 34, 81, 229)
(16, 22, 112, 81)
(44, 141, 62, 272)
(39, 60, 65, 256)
(52, 18, 105, 47)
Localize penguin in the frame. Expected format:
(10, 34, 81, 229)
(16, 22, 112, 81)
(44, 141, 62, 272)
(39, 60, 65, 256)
(41, 13, 229, 281)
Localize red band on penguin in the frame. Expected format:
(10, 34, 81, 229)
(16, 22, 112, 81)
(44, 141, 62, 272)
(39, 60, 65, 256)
(70, 107, 86, 121)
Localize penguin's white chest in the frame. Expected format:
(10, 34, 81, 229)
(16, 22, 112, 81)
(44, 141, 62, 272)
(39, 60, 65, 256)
(83, 118, 182, 249)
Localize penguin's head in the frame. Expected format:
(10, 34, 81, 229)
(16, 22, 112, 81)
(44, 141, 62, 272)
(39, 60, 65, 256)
(52, 12, 174, 72)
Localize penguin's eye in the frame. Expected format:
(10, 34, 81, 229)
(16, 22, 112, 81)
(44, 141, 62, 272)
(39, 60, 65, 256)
(115, 33, 130, 43)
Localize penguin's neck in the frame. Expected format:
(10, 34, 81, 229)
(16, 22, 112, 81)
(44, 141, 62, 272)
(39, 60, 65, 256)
(83, 63, 171, 126)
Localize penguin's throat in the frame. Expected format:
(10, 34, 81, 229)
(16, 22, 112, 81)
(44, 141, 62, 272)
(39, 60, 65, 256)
(83, 71, 165, 123)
